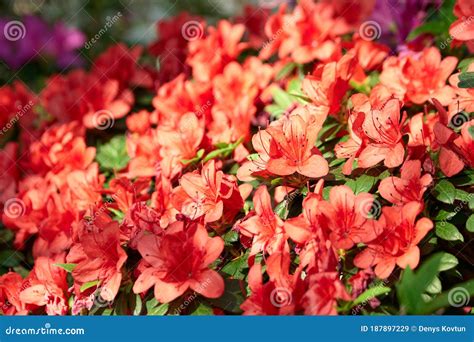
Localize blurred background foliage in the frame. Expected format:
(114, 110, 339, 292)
(0, 0, 256, 85)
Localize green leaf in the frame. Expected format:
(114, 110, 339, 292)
(426, 276, 442, 295)
(423, 280, 474, 314)
(54, 263, 77, 272)
(96, 135, 130, 171)
(191, 303, 214, 315)
(80, 280, 100, 292)
(459, 58, 474, 72)
(146, 298, 169, 316)
(132, 294, 143, 316)
(274, 199, 289, 219)
(438, 253, 458, 272)
(207, 278, 244, 314)
(466, 214, 474, 232)
(182, 149, 204, 165)
(203, 138, 243, 162)
(275, 62, 297, 80)
(397, 253, 446, 314)
(433, 180, 456, 204)
(346, 174, 377, 194)
(436, 222, 464, 242)
(0, 250, 23, 267)
(458, 72, 474, 88)
(352, 285, 391, 306)
(272, 87, 294, 109)
(221, 251, 249, 280)
(223, 230, 239, 246)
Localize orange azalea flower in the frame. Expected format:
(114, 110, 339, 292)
(20, 256, 69, 315)
(92, 43, 154, 90)
(41, 70, 133, 128)
(347, 38, 389, 71)
(449, 0, 474, 51)
(265, 112, 329, 178)
(302, 52, 363, 118)
(133, 222, 224, 303)
(378, 160, 433, 206)
(318, 185, 381, 250)
(187, 20, 247, 83)
(0, 81, 35, 130)
(0, 143, 19, 204)
(354, 202, 433, 279)
(237, 185, 285, 255)
(148, 13, 203, 84)
(433, 99, 473, 176)
(357, 99, 406, 169)
(260, 0, 351, 63)
(337, 98, 406, 172)
(302, 271, 351, 315)
(209, 61, 259, 144)
(284, 180, 339, 271)
(172, 160, 243, 224)
(67, 210, 127, 303)
(157, 111, 205, 164)
(27, 122, 96, 186)
(449, 62, 474, 114)
(0, 272, 27, 315)
(152, 74, 213, 127)
(380, 47, 457, 106)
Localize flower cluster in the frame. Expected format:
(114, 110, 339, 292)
(0, 0, 473, 316)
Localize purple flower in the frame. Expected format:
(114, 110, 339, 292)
(370, 0, 440, 52)
(0, 16, 85, 70)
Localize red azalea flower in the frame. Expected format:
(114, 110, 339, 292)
(92, 43, 154, 90)
(133, 222, 224, 303)
(237, 185, 285, 255)
(0, 272, 27, 315)
(354, 202, 433, 279)
(187, 20, 247, 83)
(378, 160, 433, 205)
(302, 271, 351, 315)
(67, 210, 127, 303)
(0, 143, 19, 204)
(264, 112, 329, 178)
(380, 47, 457, 106)
(303, 52, 363, 118)
(41, 70, 133, 128)
(172, 160, 243, 224)
(449, 0, 474, 50)
(318, 185, 381, 250)
(20, 256, 69, 315)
